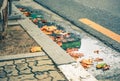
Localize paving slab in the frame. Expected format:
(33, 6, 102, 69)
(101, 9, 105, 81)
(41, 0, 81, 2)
(0, 56, 67, 81)
(0, 67, 6, 78)
(0, 60, 14, 66)
(4, 65, 18, 76)
(59, 63, 98, 81)
(0, 78, 8, 81)
(8, 74, 35, 81)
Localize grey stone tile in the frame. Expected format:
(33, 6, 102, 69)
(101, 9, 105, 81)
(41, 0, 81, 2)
(9, 74, 35, 81)
(26, 56, 49, 62)
(35, 72, 50, 80)
(49, 71, 66, 81)
(0, 60, 14, 66)
(37, 60, 53, 66)
(14, 59, 26, 64)
(30, 65, 55, 72)
(0, 67, 6, 78)
(0, 78, 8, 81)
(4, 65, 18, 76)
(38, 77, 52, 81)
(16, 63, 31, 74)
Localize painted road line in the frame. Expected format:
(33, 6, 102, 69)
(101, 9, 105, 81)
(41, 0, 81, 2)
(79, 18, 120, 43)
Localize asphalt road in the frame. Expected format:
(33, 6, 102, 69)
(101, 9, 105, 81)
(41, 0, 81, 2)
(34, 0, 120, 52)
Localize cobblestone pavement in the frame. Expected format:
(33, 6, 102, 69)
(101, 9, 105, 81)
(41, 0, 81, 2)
(0, 55, 67, 81)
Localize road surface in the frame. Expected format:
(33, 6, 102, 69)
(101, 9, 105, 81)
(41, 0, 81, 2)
(34, 0, 120, 52)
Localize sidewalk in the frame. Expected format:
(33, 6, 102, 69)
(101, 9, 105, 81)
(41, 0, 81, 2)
(0, 53, 66, 81)
(0, 0, 120, 81)
(0, 0, 98, 81)
(0, 18, 67, 81)
(0, 1, 67, 81)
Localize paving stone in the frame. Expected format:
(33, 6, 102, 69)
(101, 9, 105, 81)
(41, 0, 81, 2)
(16, 63, 31, 74)
(30, 64, 56, 72)
(0, 78, 8, 81)
(35, 72, 50, 80)
(9, 74, 36, 81)
(23, 79, 38, 81)
(28, 60, 54, 66)
(4, 65, 18, 76)
(37, 60, 53, 66)
(28, 61, 37, 67)
(49, 71, 66, 81)
(26, 56, 49, 62)
(0, 60, 14, 66)
(0, 67, 6, 78)
(37, 76, 52, 81)
(14, 59, 26, 64)
(26, 57, 39, 62)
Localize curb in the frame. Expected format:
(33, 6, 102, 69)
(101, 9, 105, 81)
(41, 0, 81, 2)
(11, 1, 98, 81)
(0, 52, 45, 61)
